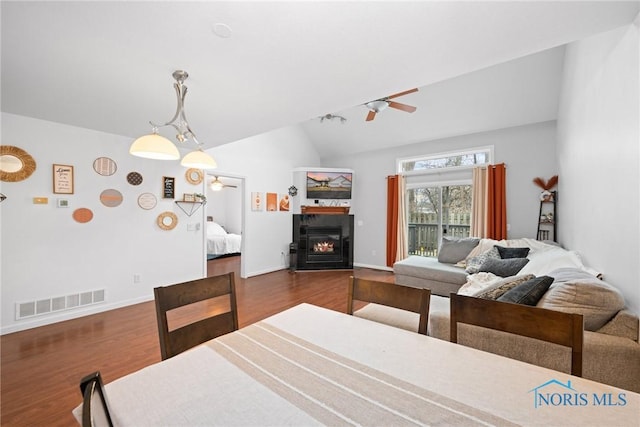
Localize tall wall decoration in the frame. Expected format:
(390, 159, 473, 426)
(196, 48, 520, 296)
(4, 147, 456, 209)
(162, 176, 175, 199)
(251, 192, 263, 211)
(53, 164, 74, 194)
(266, 192, 277, 211)
(279, 194, 290, 211)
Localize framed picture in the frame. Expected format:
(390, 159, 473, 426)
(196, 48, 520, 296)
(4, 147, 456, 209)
(53, 164, 74, 194)
(162, 176, 175, 199)
(183, 193, 196, 202)
(251, 192, 263, 211)
(266, 192, 277, 211)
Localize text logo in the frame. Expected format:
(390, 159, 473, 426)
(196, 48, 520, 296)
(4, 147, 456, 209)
(529, 379, 627, 409)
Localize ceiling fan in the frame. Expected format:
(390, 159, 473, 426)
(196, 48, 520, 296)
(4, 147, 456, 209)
(210, 176, 237, 191)
(364, 88, 418, 121)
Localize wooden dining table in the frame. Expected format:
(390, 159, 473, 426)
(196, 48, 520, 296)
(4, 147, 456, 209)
(74, 303, 639, 426)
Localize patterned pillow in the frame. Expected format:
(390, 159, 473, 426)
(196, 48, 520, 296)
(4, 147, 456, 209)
(465, 247, 500, 274)
(495, 245, 530, 259)
(476, 274, 535, 300)
(497, 276, 554, 305)
(478, 258, 529, 277)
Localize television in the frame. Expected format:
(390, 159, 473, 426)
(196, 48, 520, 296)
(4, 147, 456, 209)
(306, 171, 352, 200)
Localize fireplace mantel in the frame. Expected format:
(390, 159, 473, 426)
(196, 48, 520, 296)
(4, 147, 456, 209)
(300, 206, 350, 215)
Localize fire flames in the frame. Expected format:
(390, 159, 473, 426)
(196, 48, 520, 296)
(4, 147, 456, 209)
(313, 241, 334, 252)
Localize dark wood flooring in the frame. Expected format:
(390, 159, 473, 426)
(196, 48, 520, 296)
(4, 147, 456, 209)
(0, 257, 393, 426)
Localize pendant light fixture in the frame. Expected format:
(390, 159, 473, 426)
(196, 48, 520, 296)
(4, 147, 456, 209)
(129, 70, 217, 169)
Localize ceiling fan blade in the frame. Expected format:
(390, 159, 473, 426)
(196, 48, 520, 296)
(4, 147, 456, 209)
(387, 88, 418, 99)
(224, 185, 238, 188)
(388, 101, 417, 113)
(365, 110, 376, 121)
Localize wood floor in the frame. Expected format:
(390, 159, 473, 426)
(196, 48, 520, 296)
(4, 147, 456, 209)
(0, 257, 394, 426)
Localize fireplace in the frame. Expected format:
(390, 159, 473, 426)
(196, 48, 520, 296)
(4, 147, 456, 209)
(292, 214, 354, 270)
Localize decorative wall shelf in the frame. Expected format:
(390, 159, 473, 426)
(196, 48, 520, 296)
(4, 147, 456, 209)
(301, 206, 350, 214)
(175, 201, 206, 217)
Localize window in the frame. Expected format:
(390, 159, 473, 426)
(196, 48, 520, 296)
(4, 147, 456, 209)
(399, 147, 492, 257)
(399, 147, 492, 173)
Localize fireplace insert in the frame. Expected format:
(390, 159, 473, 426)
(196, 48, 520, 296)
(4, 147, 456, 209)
(292, 214, 354, 270)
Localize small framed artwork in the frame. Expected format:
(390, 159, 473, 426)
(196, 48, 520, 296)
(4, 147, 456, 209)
(53, 164, 74, 194)
(57, 199, 69, 208)
(251, 192, 263, 211)
(183, 193, 196, 202)
(279, 194, 290, 211)
(162, 176, 175, 199)
(266, 192, 277, 212)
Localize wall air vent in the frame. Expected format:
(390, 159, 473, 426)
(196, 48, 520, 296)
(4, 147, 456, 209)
(16, 290, 106, 320)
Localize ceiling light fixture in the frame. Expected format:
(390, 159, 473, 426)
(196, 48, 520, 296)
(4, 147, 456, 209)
(129, 70, 217, 169)
(319, 114, 347, 123)
(364, 100, 389, 113)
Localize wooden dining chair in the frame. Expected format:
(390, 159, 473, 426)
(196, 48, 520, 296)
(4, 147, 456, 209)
(347, 276, 430, 335)
(450, 293, 584, 376)
(154, 272, 238, 360)
(79, 371, 113, 427)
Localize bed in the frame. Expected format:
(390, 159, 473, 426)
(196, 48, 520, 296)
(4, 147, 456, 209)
(206, 221, 241, 259)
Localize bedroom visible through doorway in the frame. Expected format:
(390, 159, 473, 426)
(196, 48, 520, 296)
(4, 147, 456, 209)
(205, 174, 244, 270)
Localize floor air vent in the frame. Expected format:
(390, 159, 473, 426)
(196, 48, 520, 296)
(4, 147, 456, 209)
(16, 290, 106, 320)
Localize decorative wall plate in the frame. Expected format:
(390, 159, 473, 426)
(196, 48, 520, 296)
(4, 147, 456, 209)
(100, 189, 123, 207)
(0, 145, 37, 182)
(127, 171, 143, 185)
(137, 193, 157, 210)
(93, 157, 117, 176)
(73, 208, 94, 223)
(157, 211, 178, 230)
(185, 168, 203, 185)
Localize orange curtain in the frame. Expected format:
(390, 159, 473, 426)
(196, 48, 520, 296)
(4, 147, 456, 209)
(486, 163, 507, 240)
(386, 175, 400, 267)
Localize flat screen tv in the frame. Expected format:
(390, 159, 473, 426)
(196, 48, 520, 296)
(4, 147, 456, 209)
(306, 171, 352, 199)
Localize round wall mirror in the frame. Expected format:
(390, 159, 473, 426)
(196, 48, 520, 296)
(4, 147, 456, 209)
(157, 211, 178, 230)
(0, 146, 37, 182)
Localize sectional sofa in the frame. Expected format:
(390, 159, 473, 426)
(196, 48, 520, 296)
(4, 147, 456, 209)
(356, 238, 640, 393)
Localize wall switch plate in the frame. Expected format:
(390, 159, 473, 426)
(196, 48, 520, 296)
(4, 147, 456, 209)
(33, 197, 48, 204)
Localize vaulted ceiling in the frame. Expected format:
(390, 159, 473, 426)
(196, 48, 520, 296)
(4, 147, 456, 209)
(2, 2, 638, 159)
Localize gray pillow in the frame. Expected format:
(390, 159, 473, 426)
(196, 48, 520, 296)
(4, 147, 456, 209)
(478, 257, 530, 277)
(495, 245, 530, 259)
(438, 237, 480, 264)
(465, 246, 500, 274)
(498, 276, 554, 305)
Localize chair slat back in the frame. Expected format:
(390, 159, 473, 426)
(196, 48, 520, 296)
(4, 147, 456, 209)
(79, 371, 113, 427)
(450, 293, 583, 376)
(154, 273, 238, 360)
(348, 277, 430, 334)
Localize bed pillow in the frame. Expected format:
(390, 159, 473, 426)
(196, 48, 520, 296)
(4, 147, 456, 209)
(497, 276, 554, 305)
(207, 222, 227, 236)
(437, 237, 480, 264)
(478, 258, 529, 277)
(495, 245, 530, 259)
(465, 247, 500, 274)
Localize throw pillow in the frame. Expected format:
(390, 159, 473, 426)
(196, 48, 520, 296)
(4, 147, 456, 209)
(437, 237, 480, 264)
(465, 247, 500, 274)
(495, 245, 530, 259)
(476, 274, 536, 300)
(478, 258, 530, 277)
(497, 276, 554, 305)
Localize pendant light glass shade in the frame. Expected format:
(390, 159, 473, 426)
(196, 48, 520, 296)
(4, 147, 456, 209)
(210, 180, 223, 191)
(180, 149, 218, 170)
(129, 133, 180, 160)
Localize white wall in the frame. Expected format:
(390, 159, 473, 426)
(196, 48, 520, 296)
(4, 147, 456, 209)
(207, 125, 321, 276)
(323, 121, 558, 269)
(206, 179, 242, 234)
(557, 19, 639, 315)
(1, 113, 206, 334)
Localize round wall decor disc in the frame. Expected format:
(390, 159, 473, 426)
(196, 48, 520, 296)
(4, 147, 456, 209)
(185, 168, 203, 185)
(157, 211, 178, 230)
(93, 157, 117, 176)
(100, 189, 123, 207)
(127, 171, 143, 185)
(137, 192, 157, 210)
(73, 208, 93, 223)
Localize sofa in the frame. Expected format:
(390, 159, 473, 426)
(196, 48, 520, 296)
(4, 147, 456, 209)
(357, 238, 640, 393)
